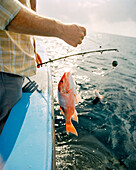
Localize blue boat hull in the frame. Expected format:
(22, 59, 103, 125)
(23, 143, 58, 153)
(0, 91, 53, 170)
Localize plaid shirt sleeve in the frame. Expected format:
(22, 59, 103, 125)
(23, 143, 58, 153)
(0, 0, 21, 30)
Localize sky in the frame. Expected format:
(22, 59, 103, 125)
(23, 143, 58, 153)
(37, 0, 136, 38)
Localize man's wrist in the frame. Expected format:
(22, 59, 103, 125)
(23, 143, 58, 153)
(52, 20, 65, 39)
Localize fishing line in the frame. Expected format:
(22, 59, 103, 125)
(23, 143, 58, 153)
(86, 37, 102, 48)
(103, 55, 119, 75)
(92, 60, 119, 77)
(91, 54, 119, 104)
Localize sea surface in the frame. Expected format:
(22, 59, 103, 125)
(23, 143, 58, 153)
(38, 32, 136, 169)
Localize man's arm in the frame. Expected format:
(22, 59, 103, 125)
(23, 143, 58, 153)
(6, 4, 86, 47)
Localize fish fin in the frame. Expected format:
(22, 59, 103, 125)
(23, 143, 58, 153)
(100, 95, 104, 99)
(74, 94, 78, 104)
(77, 93, 83, 103)
(74, 93, 83, 104)
(72, 110, 78, 123)
(66, 122, 78, 136)
(60, 106, 65, 115)
(94, 90, 97, 94)
(73, 77, 76, 86)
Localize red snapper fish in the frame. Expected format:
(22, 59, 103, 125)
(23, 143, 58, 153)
(58, 72, 81, 136)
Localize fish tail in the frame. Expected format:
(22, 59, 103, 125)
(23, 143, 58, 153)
(66, 122, 78, 136)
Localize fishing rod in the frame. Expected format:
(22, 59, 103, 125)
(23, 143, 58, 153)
(37, 48, 119, 67)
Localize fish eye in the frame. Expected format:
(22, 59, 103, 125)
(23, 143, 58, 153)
(60, 80, 63, 83)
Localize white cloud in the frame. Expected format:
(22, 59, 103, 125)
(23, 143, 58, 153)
(88, 19, 136, 37)
(37, 0, 136, 37)
(93, 0, 136, 23)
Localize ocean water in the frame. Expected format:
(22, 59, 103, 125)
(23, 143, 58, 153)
(41, 32, 136, 169)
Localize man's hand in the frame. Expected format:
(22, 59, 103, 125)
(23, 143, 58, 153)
(59, 24, 86, 47)
(36, 53, 43, 68)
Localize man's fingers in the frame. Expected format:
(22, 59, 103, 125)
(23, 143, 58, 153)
(36, 53, 43, 68)
(61, 24, 86, 47)
(78, 38, 82, 45)
(78, 32, 84, 40)
(36, 58, 40, 68)
(37, 53, 42, 63)
(80, 26, 86, 36)
(78, 26, 86, 44)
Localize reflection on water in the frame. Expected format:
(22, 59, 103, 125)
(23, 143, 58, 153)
(56, 134, 125, 170)
(43, 33, 136, 169)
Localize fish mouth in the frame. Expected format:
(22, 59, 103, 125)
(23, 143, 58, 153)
(64, 72, 70, 78)
(60, 72, 69, 82)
